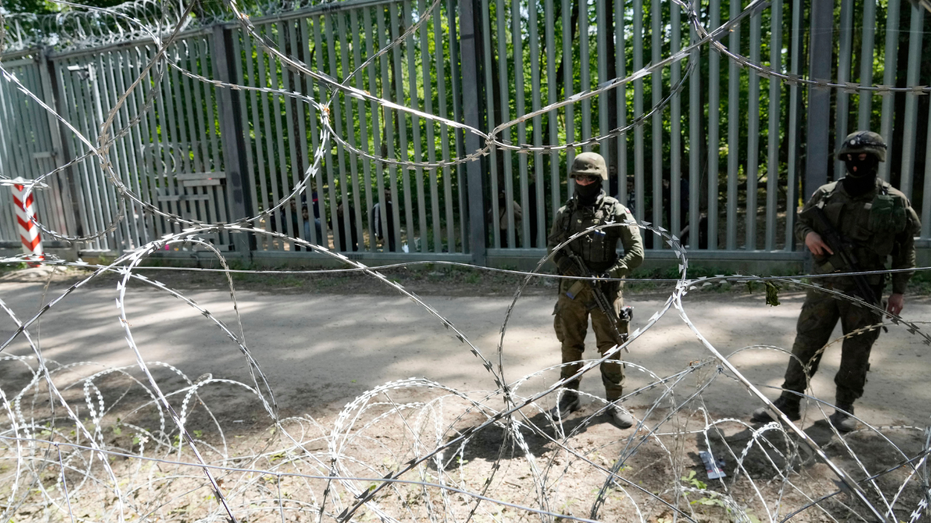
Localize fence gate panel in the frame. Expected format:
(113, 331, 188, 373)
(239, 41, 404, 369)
(49, 34, 230, 253)
(0, 53, 76, 247)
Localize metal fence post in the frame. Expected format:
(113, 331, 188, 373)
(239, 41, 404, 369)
(458, 0, 486, 265)
(42, 48, 86, 241)
(804, 0, 833, 198)
(212, 25, 254, 258)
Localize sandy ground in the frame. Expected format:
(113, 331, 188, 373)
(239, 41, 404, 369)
(2, 269, 930, 429)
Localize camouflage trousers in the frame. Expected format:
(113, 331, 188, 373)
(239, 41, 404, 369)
(553, 284, 628, 401)
(782, 286, 883, 406)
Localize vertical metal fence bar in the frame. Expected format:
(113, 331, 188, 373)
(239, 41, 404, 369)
(615, 0, 627, 213)
(76, 55, 103, 248)
(256, 27, 277, 230)
(104, 50, 138, 247)
(350, 10, 373, 251)
(322, 15, 344, 251)
(204, 38, 230, 233)
(100, 51, 127, 250)
(546, 0, 560, 219)
(878, 0, 900, 182)
(707, 0, 720, 250)
(288, 22, 308, 246)
(562, 0, 575, 199)
(580, 0, 591, 149)
(364, 10, 386, 252)
(20, 64, 53, 235)
(48, 54, 78, 240)
(480, 0, 498, 249)
(0, 68, 12, 239)
(495, 0, 511, 248)
(99, 51, 124, 249)
(898, 5, 923, 200)
(745, 9, 760, 251)
(396, 4, 415, 251)
(257, 25, 283, 248)
(725, 0, 739, 250)
(339, 15, 360, 250)
(157, 46, 183, 237)
(923, 104, 931, 238)
(302, 18, 324, 247)
(834, 0, 853, 180)
(651, 0, 662, 246)
(596, 0, 608, 161)
(277, 25, 297, 245)
(37, 59, 71, 237)
(1, 66, 25, 190)
(341, 14, 364, 253)
(857, 0, 876, 130)
(242, 31, 268, 248)
(116, 49, 148, 245)
(460, 0, 486, 260)
(416, 2, 441, 253)
(434, 3, 456, 252)
(84, 56, 114, 247)
(529, 0, 543, 248)
(448, 0, 468, 253)
(62, 57, 96, 247)
(143, 47, 169, 240)
(276, 22, 298, 249)
(179, 43, 209, 231)
(786, 0, 801, 251)
(633, 0, 644, 222)
(765, 0, 782, 251)
(193, 40, 218, 230)
(688, 5, 700, 250)
(380, 6, 402, 251)
(510, 0, 525, 249)
(404, 1, 427, 253)
(670, 2, 681, 238)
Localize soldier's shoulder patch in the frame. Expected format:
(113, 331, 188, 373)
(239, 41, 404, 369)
(883, 184, 910, 203)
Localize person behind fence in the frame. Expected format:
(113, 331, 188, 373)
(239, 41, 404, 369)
(547, 152, 644, 429)
(751, 131, 920, 432)
(487, 189, 522, 248)
(371, 190, 397, 252)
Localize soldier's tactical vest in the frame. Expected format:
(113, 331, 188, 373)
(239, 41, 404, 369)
(816, 181, 908, 282)
(559, 196, 625, 274)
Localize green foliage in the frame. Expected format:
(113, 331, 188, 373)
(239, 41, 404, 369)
(4, 0, 125, 15)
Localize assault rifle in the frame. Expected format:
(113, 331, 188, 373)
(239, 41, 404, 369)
(802, 206, 880, 307)
(561, 249, 633, 349)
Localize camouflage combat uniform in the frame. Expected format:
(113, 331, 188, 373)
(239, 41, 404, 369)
(548, 191, 644, 401)
(783, 177, 920, 405)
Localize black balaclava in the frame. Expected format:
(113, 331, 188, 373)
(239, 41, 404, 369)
(841, 154, 879, 197)
(575, 179, 602, 206)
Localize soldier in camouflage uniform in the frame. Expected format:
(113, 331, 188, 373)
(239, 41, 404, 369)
(547, 152, 644, 429)
(752, 131, 921, 432)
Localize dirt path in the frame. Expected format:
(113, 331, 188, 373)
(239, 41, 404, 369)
(3, 267, 929, 428)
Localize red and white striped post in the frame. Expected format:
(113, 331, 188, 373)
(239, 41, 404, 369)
(11, 177, 45, 266)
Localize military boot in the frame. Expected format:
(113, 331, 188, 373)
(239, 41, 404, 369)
(608, 405, 635, 429)
(549, 391, 580, 419)
(751, 394, 801, 423)
(829, 404, 858, 433)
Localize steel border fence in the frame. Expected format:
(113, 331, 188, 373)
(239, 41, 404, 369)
(1, 0, 930, 265)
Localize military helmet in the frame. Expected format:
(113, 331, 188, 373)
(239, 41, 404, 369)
(836, 131, 887, 162)
(569, 152, 608, 180)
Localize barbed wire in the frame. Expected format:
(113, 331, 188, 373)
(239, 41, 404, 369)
(2, 0, 931, 520)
